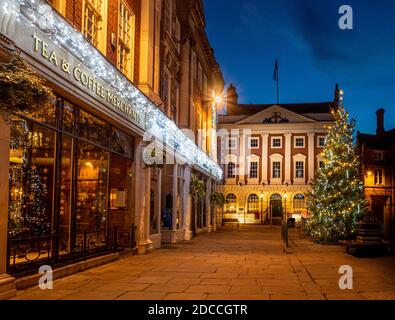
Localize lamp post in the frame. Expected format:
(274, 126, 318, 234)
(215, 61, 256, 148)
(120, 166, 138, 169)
(284, 193, 288, 222)
(260, 192, 264, 225)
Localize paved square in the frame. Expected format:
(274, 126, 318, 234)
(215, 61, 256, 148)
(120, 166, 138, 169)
(11, 226, 395, 300)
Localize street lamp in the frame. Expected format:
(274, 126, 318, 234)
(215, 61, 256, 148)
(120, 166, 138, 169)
(260, 192, 264, 225)
(284, 193, 288, 222)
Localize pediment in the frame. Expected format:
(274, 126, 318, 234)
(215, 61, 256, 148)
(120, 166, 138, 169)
(236, 105, 317, 125)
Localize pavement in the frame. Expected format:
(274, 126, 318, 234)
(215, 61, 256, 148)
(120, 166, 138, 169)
(11, 225, 395, 300)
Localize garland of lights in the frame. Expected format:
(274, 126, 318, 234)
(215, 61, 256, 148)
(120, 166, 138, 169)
(1, 0, 223, 180)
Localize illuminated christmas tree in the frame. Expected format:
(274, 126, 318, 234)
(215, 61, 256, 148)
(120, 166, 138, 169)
(306, 91, 366, 241)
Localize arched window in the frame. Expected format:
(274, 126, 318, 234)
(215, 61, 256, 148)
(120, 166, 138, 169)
(227, 162, 236, 179)
(270, 193, 282, 201)
(248, 194, 259, 213)
(225, 194, 237, 213)
(293, 194, 306, 213)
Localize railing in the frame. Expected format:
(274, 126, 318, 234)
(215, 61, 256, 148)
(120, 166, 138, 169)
(7, 225, 137, 276)
(281, 219, 343, 248)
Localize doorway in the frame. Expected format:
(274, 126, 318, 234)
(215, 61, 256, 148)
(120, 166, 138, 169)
(270, 194, 283, 225)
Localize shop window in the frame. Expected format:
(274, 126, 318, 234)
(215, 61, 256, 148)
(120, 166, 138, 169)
(76, 142, 109, 236)
(9, 117, 56, 252)
(118, 0, 135, 80)
(23, 97, 57, 128)
(111, 128, 134, 159)
(79, 109, 110, 148)
(59, 134, 73, 256)
(109, 154, 134, 230)
(83, 0, 107, 53)
(62, 100, 76, 134)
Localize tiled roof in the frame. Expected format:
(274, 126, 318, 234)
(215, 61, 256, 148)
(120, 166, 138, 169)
(358, 132, 395, 149)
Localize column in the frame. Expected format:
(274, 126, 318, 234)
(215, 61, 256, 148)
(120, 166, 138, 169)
(308, 132, 315, 184)
(136, 140, 152, 255)
(261, 133, 269, 185)
(139, 0, 161, 100)
(183, 167, 193, 240)
(212, 183, 218, 232)
(171, 163, 179, 243)
(0, 114, 16, 299)
(239, 133, 246, 184)
(284, 133, 292, 184)
(156, 169, 162, 238)
(206, 179, 212, 232)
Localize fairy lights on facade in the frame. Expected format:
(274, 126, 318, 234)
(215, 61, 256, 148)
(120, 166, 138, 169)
(1, 0, 222, 180)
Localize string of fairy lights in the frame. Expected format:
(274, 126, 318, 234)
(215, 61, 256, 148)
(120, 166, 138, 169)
(1, 0, 223, 180)
(306, 90, 367, 241)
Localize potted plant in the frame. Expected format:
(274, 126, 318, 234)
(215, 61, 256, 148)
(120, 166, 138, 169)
(210, 192, 225, 228)
(189, 174, 205, 231)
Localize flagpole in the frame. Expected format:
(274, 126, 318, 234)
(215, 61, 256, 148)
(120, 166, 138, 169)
(274, 60, 280, 105)
(277, 62, 279, 104)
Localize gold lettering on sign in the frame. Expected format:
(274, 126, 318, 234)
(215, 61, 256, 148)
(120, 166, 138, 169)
(32, 34, 143, 127)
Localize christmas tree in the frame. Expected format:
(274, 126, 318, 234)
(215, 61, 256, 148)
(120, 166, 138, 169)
(306, 91, 366, 242)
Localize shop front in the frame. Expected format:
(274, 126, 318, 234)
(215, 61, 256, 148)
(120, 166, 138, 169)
(7, 97, 137, 275)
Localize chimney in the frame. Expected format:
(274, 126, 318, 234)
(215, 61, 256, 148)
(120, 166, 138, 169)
(376, 108, 385, 136)
(226, 84, 238, 114)
(334, 83, 340, 105)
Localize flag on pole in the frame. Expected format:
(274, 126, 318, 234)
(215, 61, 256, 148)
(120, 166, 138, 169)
(273, 60, 279, 81)
(273, 60, 279, 104)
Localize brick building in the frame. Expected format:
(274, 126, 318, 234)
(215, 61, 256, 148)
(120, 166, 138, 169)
(217, 84, 338, 225)
(0, 0, 223, 298)
(357, 109, 395, 240)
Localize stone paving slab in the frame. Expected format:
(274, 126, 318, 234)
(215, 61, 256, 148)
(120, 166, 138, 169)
(10, 225, 395, 300)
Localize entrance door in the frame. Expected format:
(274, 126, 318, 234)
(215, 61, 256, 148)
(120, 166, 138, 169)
(270, 194, 283, 225)
(372, 200, 385, 235)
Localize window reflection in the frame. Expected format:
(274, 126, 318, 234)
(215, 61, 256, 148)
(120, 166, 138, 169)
(76, 142, 109, 235)
(9, 118, 55, 240)
(79, 109, 110, 147)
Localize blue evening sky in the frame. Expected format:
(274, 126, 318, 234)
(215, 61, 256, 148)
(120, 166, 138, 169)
(204, 0, 395, 134)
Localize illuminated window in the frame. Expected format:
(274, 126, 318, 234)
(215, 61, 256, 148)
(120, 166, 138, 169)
(83, 0, 107, 53)
(118, 0, 135, 79)
(272, 161, 281, 178)
(248, 194, 259, 213)
(272, 137, 282, 148)
(225, 194, 237, 213)
(294, 137, 305, 148)
(249, 162, 258, 179)
(375, 169, 384, 186)
(227, 162, 236, 179)
(53, 0, 66, 16)
(295, 161, 304, 178)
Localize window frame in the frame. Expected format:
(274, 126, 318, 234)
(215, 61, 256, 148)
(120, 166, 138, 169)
(82, 0, 108, 54)
(294, 136, 305, 148)
(248, 137, 260, 149)
(271, 136, 282, 149)
(117, 0, 136, 80)
(317, 136, 326, 148)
